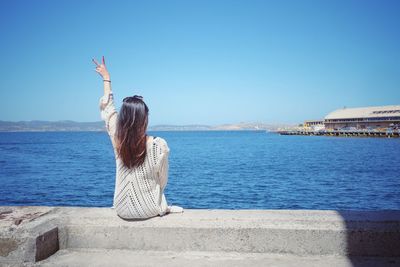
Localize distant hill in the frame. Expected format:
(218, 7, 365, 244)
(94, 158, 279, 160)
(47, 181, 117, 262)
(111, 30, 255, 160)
(0, 120, 293, 132)
(149, 124, 212, 131)
(150, 122, 294, 131)
(0, 120, 105, 132)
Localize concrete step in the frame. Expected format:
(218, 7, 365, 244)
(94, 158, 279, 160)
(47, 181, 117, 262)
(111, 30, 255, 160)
(0, 207, 61, 265)
(59, 208, 400, 256)
(34, 248, 400, 267)
(2, 207, 400, 265)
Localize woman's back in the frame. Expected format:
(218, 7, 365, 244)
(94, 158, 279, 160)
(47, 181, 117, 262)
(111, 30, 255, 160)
(100, 92, 170, 219)
(113, 136, 170, 219)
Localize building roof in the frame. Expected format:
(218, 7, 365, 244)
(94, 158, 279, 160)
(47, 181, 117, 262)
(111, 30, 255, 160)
(304, 120, 324, 123)
(325, 105, 400, 120)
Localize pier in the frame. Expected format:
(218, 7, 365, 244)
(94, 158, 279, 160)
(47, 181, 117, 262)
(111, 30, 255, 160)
(277, 129, 400, 138)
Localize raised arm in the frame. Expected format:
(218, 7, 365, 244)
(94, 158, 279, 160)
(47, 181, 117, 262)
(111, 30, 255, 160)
(93, 56, 112, 96)
(93, 56, 118, 153)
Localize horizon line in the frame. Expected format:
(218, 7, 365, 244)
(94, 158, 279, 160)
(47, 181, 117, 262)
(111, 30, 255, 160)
(0, 120, 298, 126)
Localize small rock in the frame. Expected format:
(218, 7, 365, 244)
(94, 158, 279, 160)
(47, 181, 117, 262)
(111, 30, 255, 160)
(14, 219, 23, 225)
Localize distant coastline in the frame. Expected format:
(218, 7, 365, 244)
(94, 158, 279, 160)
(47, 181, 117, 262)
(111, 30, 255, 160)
(0, 120, 293, 132)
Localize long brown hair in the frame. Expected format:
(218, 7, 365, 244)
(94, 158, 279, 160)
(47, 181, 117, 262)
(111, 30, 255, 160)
(116, 95, 149, 168)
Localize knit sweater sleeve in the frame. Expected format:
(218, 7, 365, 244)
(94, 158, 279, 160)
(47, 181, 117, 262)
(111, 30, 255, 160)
(155, 138, 170, 189)
(99, 92, 118, 150)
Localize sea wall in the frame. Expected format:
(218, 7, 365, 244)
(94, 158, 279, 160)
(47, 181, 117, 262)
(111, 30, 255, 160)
(1, 206, 400, 265)
(278, 129, 400, 138)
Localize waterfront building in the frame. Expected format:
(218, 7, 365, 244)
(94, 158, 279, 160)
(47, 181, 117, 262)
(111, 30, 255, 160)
(304, 120, 325, 131)
(323, 105, 400, 130)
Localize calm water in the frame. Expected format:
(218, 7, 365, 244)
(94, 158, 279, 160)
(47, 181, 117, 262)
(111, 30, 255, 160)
(0, 131, 399, 210)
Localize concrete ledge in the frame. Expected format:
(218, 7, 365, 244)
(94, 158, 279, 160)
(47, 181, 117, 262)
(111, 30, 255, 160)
(0, 207, 63, 265)
(1, 207, 400, 265)
(36, 249, 400, 267)
(61, 208, 400, 256)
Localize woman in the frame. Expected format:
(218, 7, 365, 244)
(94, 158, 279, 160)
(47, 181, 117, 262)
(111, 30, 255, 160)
(93, 56, 183, 219)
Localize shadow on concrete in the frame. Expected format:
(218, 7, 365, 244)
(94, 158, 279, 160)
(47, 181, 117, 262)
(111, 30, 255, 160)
(338, 210, 400, 267)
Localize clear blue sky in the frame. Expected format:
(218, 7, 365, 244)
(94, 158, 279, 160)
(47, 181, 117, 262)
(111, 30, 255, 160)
(0, 0, 399, 125)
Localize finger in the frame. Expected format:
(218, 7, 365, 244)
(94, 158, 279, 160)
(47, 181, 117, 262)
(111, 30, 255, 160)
(102, 56, 105, 65)
(92, 58, 100, 66)
(95, 69, 100, 73)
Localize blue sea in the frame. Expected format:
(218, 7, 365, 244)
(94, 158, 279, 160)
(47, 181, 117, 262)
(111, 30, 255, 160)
(0, 131, 399, 210)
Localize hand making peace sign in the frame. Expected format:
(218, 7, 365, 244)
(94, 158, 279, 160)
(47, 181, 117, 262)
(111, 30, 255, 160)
(92, 56, 110, 81)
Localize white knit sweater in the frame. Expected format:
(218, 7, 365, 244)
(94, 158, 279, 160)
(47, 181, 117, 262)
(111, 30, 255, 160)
(100, 92, 169, 219)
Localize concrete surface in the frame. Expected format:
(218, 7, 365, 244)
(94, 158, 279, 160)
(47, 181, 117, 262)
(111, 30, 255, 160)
(0, 206, 61, 265)
(61, 208, 400, 256)
(1, 206, 400, 266)
(35, 249, 400, 267)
